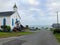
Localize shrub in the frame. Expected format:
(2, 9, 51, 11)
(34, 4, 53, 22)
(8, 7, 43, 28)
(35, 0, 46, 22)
(25, 25, 29, 29)
(36, 27, 38, 30)
(1, 25, 11, 32)
(0, 29, 3, 32)
(1, 25, 7, 29)
(50, 28, 55, 31)
(6, 26, 11, 32)
(39, 29, 41, 30)
(53, 28, 60, 34)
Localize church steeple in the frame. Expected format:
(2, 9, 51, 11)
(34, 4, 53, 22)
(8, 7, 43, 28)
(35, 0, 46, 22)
(13, 4, 17, 11)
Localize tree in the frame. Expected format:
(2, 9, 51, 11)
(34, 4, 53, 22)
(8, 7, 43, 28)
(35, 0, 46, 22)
(52, 23, 60, 34)
(36, 27, 38, 30)
(25, 25, 29, 29)
(52, 23, 60, 29)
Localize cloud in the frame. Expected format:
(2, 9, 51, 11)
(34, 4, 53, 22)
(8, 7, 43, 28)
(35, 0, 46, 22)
(46, 0, 60, 11)
(19, 7, 50, 25)
(45, 0, 60, 24)
(0, 0, 60, 25)
(19, 10, 38, 25)
(27, 0, 39, 5)
(0, 0, 15, 11)
(19, 0, 39, 6)
(18, 0, 60, 25)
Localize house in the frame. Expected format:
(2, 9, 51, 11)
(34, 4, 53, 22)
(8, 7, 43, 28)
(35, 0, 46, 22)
(0, 4, 21, 30)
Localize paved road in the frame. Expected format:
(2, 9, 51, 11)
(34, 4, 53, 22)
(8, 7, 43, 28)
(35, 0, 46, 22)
(0, 30, 60, 45)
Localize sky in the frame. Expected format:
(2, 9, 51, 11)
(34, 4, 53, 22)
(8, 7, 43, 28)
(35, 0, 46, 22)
(0, 0, 60, 26)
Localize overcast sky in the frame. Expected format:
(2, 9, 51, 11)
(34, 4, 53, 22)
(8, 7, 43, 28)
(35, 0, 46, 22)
(0, 0, 60, 26)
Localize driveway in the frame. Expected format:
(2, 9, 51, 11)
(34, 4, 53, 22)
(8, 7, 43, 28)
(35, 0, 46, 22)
(0, 30, 60, 45)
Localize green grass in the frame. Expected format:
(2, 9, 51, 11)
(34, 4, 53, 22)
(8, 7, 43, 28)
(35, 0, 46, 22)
(54, 33, 60, 42)
(0, 32, 33, 38)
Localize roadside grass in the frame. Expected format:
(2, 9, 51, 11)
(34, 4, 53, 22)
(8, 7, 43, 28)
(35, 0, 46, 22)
(0, 32, 33, 38)
(50, 28, 60, 42)
(54, 33, 60, 42)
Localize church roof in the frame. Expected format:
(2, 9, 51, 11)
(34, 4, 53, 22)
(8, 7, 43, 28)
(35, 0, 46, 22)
(13, 4, 17, 8)
(0, 11, 15, 16)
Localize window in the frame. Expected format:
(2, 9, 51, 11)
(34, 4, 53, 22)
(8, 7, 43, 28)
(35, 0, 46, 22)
(3, 18, 6, 26)
(12, 18, 14, 26)
(16, 19, 18, 21)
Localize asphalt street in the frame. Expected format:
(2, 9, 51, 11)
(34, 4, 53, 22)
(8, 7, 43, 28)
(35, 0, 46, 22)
(0, 30, 59, 45)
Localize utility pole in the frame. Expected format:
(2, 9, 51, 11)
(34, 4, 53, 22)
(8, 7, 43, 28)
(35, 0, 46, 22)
(57, 11, 59, 29)
(57, 11, 59, 24)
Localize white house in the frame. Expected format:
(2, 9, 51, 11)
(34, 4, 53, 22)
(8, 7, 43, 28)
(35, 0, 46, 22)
(0, 4, 21, 29)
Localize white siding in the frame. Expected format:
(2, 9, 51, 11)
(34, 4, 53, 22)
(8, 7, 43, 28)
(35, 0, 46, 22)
(0, 16, 10, 26)
(10, 12, 20, 29)
(0, 11, 20, 29)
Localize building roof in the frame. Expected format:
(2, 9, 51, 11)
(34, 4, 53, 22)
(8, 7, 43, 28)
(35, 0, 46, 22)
(13, 4, 17, 8)
(0, 11, 15, 16)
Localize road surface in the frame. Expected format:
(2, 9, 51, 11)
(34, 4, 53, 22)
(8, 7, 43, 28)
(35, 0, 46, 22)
(0, 30, 60, 45)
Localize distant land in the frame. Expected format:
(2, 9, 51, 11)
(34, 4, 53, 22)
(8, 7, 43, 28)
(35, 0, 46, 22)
(29, 25, 52, 28)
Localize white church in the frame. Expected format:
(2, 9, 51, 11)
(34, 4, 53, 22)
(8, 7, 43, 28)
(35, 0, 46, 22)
(0, 4, 21, 29)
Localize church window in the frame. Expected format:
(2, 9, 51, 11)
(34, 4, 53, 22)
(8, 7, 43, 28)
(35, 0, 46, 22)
(3, 18, 6, 26)
(16, 19, 18, 21)
(12, 18, 14, 26)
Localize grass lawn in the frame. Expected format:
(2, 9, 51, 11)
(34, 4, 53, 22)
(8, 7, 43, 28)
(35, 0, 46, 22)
(54, 33, 60, 42)
(0, 32, 33, 38)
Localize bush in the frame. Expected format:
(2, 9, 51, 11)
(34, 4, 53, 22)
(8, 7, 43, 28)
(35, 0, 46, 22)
(53, 28, 60, 34)
(1, 25, 11, 32)
(0, 29, 3, 32)
(6, 26, 11, 32)
(36, 27, 38, 30)
(1, 26, 7, 29)
(39, 29, 41, 30)
(50, 28, 55, 31)
(25, 25, 29, 29)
